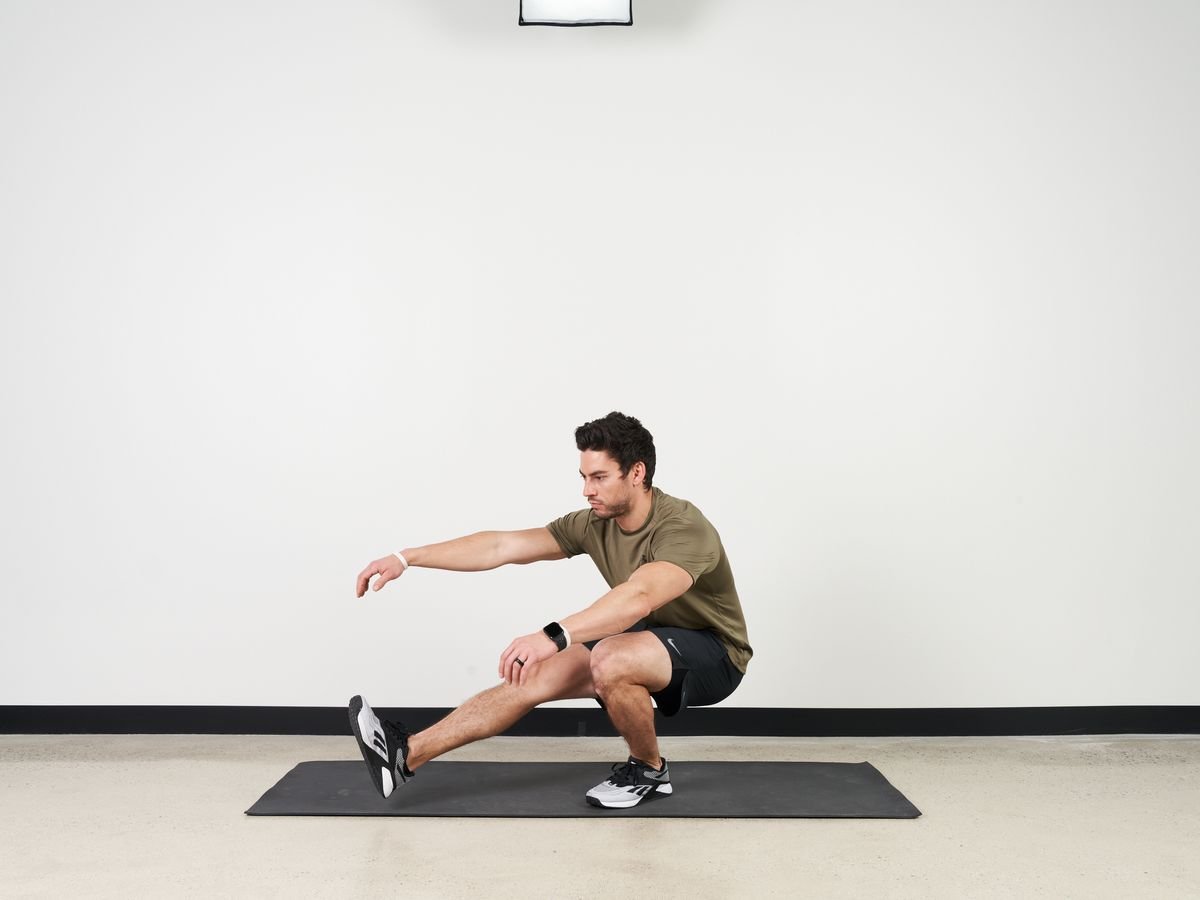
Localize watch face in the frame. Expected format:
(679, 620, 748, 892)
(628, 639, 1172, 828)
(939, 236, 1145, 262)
(544, 622, 564, 639)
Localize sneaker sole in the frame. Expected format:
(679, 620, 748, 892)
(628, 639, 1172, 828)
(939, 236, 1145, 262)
(347, 695, 392, 799)
(585, 783, 673, 809)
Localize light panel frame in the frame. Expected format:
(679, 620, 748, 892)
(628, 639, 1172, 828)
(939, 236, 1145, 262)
(519, 0, 633, 27)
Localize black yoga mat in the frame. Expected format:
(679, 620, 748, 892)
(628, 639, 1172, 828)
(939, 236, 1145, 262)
(246, 760, 921, 818)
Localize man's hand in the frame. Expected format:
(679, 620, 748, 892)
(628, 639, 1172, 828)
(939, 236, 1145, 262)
(499, 631, 559, 686)
(355, 554, 407, 597)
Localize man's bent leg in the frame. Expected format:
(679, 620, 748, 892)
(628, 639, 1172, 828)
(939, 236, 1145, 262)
(589, 632, 672, 768)
(405, 644, 595, 770)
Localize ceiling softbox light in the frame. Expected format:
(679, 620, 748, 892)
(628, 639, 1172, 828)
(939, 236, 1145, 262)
(519, 0, 633, 27)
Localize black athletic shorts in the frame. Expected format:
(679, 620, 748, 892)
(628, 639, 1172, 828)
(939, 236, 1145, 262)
(585, 623, 744, 717)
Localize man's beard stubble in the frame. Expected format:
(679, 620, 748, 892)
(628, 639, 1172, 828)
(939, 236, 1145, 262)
(593, 494, 632, 520)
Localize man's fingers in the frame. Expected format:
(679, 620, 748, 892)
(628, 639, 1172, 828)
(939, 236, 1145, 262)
(499, 643, 517, 680)
(514, 647, 533, 685)
(355, 563, 380, 597)
(499, 640, 539, 685)
(357, 557, 407, 596)
(505, 646, 528, 685)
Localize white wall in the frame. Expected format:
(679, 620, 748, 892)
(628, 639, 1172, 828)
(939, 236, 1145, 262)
(2, 0, 1197, 708)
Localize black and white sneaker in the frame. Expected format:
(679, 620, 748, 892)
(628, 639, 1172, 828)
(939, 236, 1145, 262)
(585, 756, 673, 808)
(348, 695, 413, 799)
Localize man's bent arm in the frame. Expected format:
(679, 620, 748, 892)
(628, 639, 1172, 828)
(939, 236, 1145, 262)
(559, 561, 694, 645)
(403, 527, 566, 572)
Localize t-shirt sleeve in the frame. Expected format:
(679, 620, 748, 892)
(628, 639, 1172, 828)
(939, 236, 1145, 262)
(647, 516, 721, 584)
(546, 509, 591, 558)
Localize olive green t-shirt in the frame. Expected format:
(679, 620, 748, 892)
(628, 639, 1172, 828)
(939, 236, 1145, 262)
(546, 487, 752, 673)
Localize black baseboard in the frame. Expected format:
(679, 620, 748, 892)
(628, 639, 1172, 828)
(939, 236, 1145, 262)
(2, 706, 1197, 737)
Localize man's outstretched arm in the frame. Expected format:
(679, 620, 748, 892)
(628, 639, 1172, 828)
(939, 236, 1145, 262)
(355, 528, 566, 597)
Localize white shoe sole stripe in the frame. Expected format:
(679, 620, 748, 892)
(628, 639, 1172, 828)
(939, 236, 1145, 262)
(585, 782, 673, 807)
(357, 706, 387, 760)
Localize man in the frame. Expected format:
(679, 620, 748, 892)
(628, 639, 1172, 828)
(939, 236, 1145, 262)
(350, 411, 752, 809)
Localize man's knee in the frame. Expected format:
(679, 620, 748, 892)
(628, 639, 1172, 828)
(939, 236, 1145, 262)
(589, 635, 669, 696)
(589, 639, 622, 695)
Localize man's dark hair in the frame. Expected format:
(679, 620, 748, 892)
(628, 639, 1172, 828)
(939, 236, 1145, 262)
(575, 412, 656, 488)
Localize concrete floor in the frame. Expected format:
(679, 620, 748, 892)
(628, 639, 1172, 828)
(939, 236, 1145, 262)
(1, 733, 1197, 899)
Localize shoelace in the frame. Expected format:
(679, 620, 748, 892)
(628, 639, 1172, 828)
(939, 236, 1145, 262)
(609, 763, 638, 787)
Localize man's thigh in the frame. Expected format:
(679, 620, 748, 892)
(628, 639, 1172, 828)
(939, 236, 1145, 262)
(589, 631, 673, 693)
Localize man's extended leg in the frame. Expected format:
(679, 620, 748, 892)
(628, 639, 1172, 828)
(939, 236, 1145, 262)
(404, 644, 596, 770)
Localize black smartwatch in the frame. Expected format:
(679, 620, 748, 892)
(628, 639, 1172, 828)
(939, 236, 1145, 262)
(542, 621, 569, 652)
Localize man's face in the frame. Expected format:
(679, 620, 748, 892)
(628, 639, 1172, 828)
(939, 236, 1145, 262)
(580, 449, 635, 519)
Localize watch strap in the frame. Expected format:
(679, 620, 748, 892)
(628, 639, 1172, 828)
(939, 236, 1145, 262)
(543, 621, 569, 652)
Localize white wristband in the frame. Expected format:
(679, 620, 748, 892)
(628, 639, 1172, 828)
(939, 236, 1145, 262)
(561, 625, 572, 649)
(393, 551, 410, 570)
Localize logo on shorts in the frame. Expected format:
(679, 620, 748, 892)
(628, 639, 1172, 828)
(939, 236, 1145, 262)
(666, 638, 683, 658)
